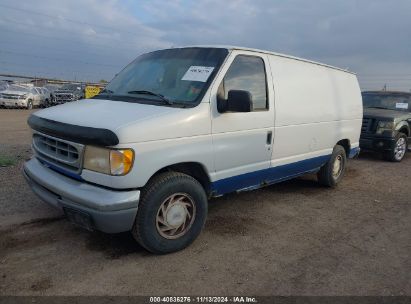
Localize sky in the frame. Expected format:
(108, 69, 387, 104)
(0, 0, 410, 91)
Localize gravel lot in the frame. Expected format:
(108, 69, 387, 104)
(0, 109, 410, 296)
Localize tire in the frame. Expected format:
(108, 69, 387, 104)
(26, 100, 33, 110)
(383, 133, 407, 162)
(317, 145, 347, 187)
(132, 172, 208, 254)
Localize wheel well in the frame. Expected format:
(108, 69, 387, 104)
(153, 162, 212, 195)
(336, 139, 350, 156)
(399, 127, 409, 137)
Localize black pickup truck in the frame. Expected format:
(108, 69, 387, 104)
(360, 91, 411, 162)
(52, 83, 85, 105)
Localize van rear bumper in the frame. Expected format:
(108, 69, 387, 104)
(23, 158, 140, 233)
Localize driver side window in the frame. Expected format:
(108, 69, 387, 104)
(218, 55, 268, 111)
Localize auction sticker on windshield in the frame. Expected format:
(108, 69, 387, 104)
(181, 66, 215, 82)
(396, 102, 409, 110)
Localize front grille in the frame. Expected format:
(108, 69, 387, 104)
(55, 94, 74, 101)
(33, 132, 84, 173)
(361, 117, 374, 134)
(2, 94, 21, 99)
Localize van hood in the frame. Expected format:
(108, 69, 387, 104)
(29, 98, 210, 145)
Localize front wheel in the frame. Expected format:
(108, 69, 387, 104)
(317, 145, 347, 187)
(26, 100, 33, 110)
(132, 172, 208, 254)
(383, 133, 407, 162)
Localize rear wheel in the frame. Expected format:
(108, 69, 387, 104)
(132, 172, 208, 254)
(317, 145, 347, 187)
(383, 133, 407, 162)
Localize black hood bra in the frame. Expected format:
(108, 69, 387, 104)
(28, 115, 119, 147)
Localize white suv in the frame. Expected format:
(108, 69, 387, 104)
(0, 85, 41, 109)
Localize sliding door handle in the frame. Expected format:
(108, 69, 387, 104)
(266, 131, 272, 145)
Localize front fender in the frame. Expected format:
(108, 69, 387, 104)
(395, 120, 410, 135)
(129, 136, 215, 189)
(80, 135, 215, 190)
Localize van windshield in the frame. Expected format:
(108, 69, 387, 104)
(97, 47, 228, 107)
(362, 92, 411, 112)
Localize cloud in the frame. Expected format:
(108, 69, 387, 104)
(0, 0, 410, 90)
(136, 0, 411, 90)
(0, 0, 171, 81)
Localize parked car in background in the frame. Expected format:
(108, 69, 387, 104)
(0, 81, 9, 92)
(38, 87, 51, 108)
(24, 46, 362, 254)
(44, 84, 61, 107)
(0, 85, 42, 109)
(52, 83, 84, 105)
(360, 91, 411, 161)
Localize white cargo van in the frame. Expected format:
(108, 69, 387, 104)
(24, 46, 362, 253)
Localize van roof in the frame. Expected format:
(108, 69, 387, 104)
(178, 45, 356, 75)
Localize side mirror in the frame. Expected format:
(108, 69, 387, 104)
(217, 90, 253, 113)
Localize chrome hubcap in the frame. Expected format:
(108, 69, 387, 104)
(394, 137, 406, 160)
(332, 155, 343, 178)
(156, 193, 196, 239)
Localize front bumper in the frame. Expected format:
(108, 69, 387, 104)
(23, 158, 140, 233)
(359, 135, 396, 152)
(0, 99, 27, 107)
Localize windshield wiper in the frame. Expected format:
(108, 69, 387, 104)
(127, 90, 173, 105)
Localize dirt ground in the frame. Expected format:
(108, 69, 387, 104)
(0, 109, 410, 296)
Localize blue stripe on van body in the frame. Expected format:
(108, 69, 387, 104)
(38, 159, 84, 181)
(349, 147, 360, 158)
(210, 154, 331, 196)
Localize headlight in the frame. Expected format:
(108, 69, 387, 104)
(376, 121, 394, 134)
(110, 149, 134, 175)
(83, 146, 134, 176)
